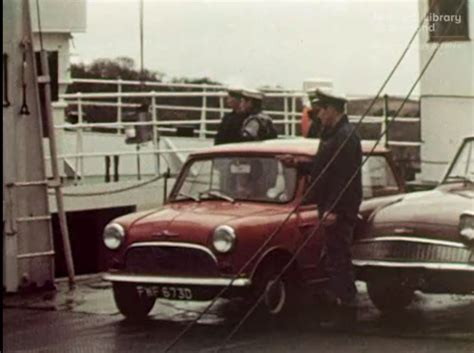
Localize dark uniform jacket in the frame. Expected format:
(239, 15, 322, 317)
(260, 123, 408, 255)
(303, 115, 362, 221)
(214, 111, 247, 145)
(241, 112, 278, 141)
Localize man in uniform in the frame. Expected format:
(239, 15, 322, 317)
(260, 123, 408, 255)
(280, 89, 362, 325)
(239, 89, 277, 141)
(214, 88, 246, 145)
(310, 89, 362, 325)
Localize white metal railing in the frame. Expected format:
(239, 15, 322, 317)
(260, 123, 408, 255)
(54, 79, 421, 185)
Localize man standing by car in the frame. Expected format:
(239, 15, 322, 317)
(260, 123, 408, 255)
(280, 89, 362, 325)
(310, 89, 362, 325)
(214, 88, 246, 145)
(239, 89, 278, 141)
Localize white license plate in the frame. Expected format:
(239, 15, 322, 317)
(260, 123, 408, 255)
(136, 285, 193, 300)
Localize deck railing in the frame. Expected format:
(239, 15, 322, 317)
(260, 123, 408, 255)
(54, 78, 421, 184)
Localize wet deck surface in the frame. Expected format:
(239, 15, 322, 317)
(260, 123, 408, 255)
(4, 277, 474, 352)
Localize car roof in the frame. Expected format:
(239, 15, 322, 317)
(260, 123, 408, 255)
(190, 138, 389, 158)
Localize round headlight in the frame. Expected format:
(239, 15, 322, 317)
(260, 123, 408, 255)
(213, 225, 236, 253)
(103, 223, 126, 250)
(459, 212, 474, 245)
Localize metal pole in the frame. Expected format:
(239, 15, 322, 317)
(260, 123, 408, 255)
(383, 94, 389, 149)
(200, 89, 207, 139)
(284, 96, 289, 136)
(77, 93, 84, 181)
(113, 155, 119, 182)
(117, 78, 122, 135)
(219, 95, 224, 117)
(136, 144, 141, 180)
(151, 92, 159, 175)
(139, 0, 144, 81)
(73, 95, 81, 184)
(38, 49, 76, 288)
(291, 95, 296, 137)
(105, 155, 111, 183)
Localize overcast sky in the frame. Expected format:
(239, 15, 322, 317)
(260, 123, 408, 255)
(71, 0, 421, 95)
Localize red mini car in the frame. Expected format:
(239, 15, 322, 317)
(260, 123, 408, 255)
(103, 138, 403, 320)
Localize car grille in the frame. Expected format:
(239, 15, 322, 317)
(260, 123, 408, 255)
(352, 240, 473, 263)
(125, 245, 219, 276)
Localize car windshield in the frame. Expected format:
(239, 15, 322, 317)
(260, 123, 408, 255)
(171, 156, 298, 203)
(361, 155, 399, 198)
(443, 139, 474, 184)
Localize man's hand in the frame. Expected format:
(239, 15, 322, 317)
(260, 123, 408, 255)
(322, 211, 337, 226)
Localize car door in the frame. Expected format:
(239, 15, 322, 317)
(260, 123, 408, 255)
(295, 178, 326, 283)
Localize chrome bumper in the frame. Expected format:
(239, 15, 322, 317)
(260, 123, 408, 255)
(103, 272, 252, 287)
(352, 259, 474, 272)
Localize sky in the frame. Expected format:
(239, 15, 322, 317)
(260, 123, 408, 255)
(71, 0, 421, 96)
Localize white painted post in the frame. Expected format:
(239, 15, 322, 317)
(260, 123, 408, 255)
(200, 89, 207, 140)
(284, 96, 289, 136)
(116, 78, 122, 135)
(219, 95, 224, 117)
(151, 92, 159, 175)
(77, 93, 84, 183)
(291, 95, 296, 137)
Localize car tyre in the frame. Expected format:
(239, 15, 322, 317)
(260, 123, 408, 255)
(250, 260, 299, 321)
(112, 282, 156, 320)
(367, 280, 415, 314)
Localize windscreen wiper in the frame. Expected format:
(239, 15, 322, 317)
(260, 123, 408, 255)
(198, 189, 235, 203)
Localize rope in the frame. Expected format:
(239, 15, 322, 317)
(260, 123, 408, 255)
(213, 1, 466, 351)
(49, 173, 167, 197)
(161, 1, 440, 351)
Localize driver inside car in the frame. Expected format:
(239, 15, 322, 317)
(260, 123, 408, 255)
(230, 160, 266, 200)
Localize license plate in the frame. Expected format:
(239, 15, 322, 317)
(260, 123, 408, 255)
(136, 285, 193, 300)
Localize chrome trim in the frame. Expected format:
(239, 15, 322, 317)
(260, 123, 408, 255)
(352, 259, 474, 272)
(356, 236, 467, 248)
(103, 273, 251, 287)
(393, 227, 414, 235)
(127, 241, 217, 263)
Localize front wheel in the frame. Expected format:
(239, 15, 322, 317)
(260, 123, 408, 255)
(112, 283, 156, 320)
(250, 261, 299, 319)
(367, 280, 415, 314)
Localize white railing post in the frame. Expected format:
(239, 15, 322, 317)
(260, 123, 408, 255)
(200, 88, 207, 140)
(74, 93, 84, 184)
(283, 96, 289, 136)
(116, 78, 122, 135)
(151, 91, 159, 175)
(219, 94, 224, 118)
(291, 95, 297, 137)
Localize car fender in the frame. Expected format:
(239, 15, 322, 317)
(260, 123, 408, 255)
(250, 246, 300, 282)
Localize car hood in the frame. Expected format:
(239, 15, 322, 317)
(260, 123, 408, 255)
(367, 184, 473, 242)
(122, 201, 286, 246)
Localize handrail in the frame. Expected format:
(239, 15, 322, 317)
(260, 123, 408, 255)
(53, 80, 422, 185)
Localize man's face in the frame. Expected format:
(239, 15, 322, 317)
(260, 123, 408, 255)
(317, 104, 337, 128)
(310, 104, 321, 121)
(226, 95, 241, 112)
(239, 98, 253, 114)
